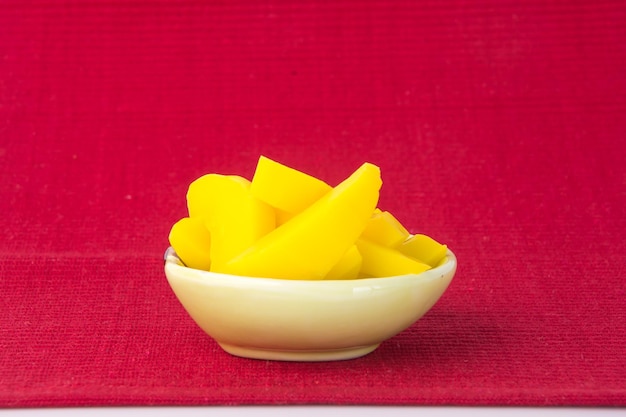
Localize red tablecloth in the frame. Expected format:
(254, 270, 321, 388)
(1, 0, 624, 407)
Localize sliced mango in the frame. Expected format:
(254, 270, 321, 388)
(355, 238, 431, 278)
(186, 174, 275, 270)
(398, 234, 447, 267)
(360, 210, 410, 248)
(324, 245, 362, 280)
(250, 155, 332, 215)
(168, 217, 212, 271)
(216, 163, 382, 280)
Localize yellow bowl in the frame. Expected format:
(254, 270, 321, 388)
(164, 247, 457, 362)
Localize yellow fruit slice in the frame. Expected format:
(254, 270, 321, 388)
(324, 245, 362, 280)
(355, 238, 431, 278)
(186, 174, 275, 270)
(250, 156, 332, 214)
(398, 234, 447, 267)
(168, 217, 212, 271)
(216, 163, 382, 280)
(360, 210, 410, 248)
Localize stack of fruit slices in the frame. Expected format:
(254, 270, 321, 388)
(169, 156, 447, 280)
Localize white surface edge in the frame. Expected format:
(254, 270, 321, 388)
(1, 407, 625, 416)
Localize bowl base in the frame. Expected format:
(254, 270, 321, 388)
(219, 342, 380, 362)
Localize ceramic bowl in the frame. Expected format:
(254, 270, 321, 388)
(164, 246, 456, 362)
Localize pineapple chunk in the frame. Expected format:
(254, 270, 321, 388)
(360, 210, 410, 248)
(398, 234, 447, 267)
(186, 174, 275, 270)
(168, 217, 212, 271)
(356, 239, 431, 278)
(250, 156, 332, 215)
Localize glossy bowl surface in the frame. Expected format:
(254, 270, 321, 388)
(164, 247, 456, 361)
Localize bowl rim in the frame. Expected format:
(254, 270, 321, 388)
(164, 245, 457, 288)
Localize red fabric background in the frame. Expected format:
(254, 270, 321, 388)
(1, 0, 625, 407)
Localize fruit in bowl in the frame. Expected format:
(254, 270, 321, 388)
(164, 156, 456, 361)
(164, 246, 456, 361)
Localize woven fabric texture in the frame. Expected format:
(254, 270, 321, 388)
(1, 0, 625, 407)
